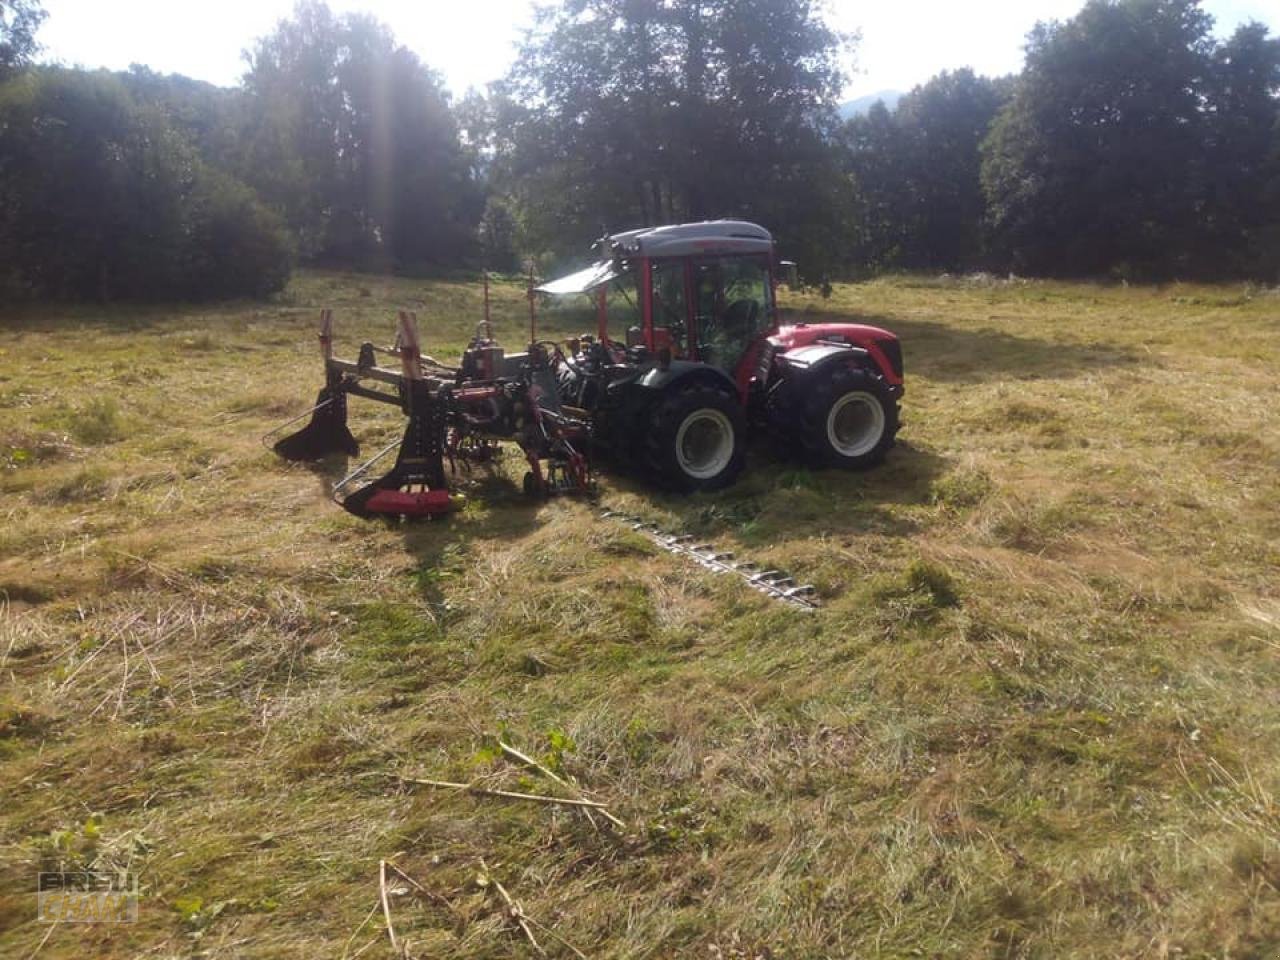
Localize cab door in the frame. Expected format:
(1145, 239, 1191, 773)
(691, 254, 773, 376)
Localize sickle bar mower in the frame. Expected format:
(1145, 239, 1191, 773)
(271, 306, 593, 518)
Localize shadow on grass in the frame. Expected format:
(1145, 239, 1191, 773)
(292, 420, 947, 606)
(795, 310, 1139, 383)
(280, 437, 546, 609)
(385, 465, 544, 609)
(603, 439, 949, 547)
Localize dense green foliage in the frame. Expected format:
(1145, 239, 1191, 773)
(0, 69, 290, 301)
(841, 70, 1012, 273)
(0, 0, 1278, 300)
(487, 0, 850, 273)
(983, 0, 1280, 279)
(0, 0, 44, 80)
(239, 1, 482, 267)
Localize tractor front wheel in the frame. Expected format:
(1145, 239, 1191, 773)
(789, 364, 899, 468)
(643, 382, 745, 491)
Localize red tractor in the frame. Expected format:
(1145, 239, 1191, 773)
(273, 220, 903, 515)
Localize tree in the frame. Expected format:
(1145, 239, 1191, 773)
(841, 70, 1010, 272)
(839, 100, 914, 271)
(240, 1, 481, 267)
(0, 68, 290, 301)
(0, 0, 44, 80)
(494, 0, 853, 274)
(1199, 22, 1280, 277)
(120, 65, 247, 174)
(981, 0, 1217, 278)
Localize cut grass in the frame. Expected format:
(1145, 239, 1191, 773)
(1, 271, 1278, 957)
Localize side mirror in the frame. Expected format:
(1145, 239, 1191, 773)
(778, 261, 800, 289)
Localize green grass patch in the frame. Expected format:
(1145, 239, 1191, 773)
(1, 271, 1278, 958)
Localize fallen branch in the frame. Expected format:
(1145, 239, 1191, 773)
(113, 634, 131, 720)
(393, 775, 609, 811)
(481, 858, 543, 956)
(525, 914, 591, 960)
(498, 741, 574, 790)
(378, 860, 403, 958)
(385, 860, 455, 913)
(497, 740, 626, 830)
(26, 921, 56, 959)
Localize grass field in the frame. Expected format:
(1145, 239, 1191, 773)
(2, 271, 1278, 959)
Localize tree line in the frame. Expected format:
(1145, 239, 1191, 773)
(0, 0, 1277, 302)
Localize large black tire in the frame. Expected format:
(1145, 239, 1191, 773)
(642, 381, 746, 491)
(777, 364, 899, 469)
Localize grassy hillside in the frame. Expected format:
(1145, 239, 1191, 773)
(1, 271, 1278, 958)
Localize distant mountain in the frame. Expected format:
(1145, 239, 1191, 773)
(838, 90, 903, 120)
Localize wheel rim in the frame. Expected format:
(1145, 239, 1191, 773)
(826, 391, 885, 457)
(675, 408, 735, 480)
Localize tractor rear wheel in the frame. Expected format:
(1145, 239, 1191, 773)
(786, 364, 899, 468)
(643, 382, 745, 491)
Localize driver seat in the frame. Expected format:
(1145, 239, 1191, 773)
(721, 298, 760, 338)
(698, 299, 760, 369)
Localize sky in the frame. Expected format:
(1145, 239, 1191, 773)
(35, 0, 1280, 102)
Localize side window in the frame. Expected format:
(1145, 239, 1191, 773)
(650, 260, 688, 354)
(694, 255, 771, 370)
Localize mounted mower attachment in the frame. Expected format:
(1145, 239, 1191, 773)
(270, 304, 596, 519)
(272, 310, 457, 519)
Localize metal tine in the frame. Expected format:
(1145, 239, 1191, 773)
(330, 437, 404, 500)
(259, 397, 335, 449)
(599, 510, 821, 610)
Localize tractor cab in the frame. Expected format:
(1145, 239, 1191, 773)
(608, 221, 775, 383)
(535, 219, 903, 491)
(539, 220, 778, 396)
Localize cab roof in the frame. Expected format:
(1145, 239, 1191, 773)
(605, 220, 773, 258)
(535, 220, 775, 295)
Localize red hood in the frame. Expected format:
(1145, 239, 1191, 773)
(773, 322, 898, 348)
(770, 322, 903, 387)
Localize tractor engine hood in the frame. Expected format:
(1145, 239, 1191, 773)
(773, 321, 897, 347)
(773, 322, 904, 385)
